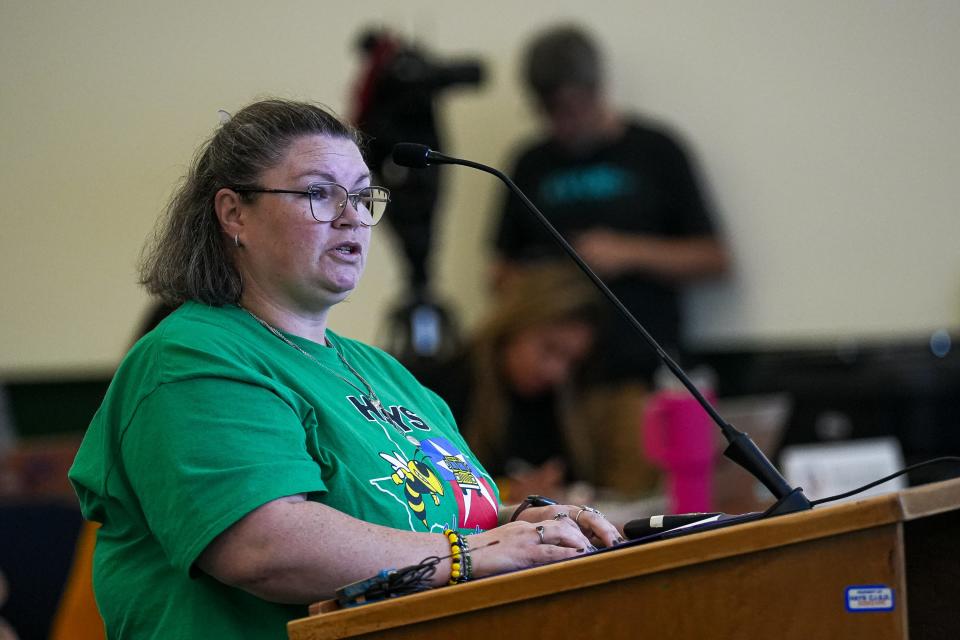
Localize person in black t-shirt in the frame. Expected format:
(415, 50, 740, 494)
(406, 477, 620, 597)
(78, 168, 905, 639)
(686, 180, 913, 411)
(492, 25, 729, 496)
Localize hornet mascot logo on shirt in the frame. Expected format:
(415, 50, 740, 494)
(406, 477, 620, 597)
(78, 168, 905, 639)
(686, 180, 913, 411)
(379, 450, 445, 528)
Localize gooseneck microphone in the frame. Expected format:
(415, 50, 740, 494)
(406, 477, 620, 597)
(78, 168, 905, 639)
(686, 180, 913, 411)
(392, 142, 812, 518)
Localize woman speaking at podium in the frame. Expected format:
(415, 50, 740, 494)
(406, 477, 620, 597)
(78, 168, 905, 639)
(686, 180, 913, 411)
(68, 99, 620, 638)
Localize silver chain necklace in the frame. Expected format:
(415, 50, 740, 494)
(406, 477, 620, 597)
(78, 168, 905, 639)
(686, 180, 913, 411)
(241, 306, 385, 414)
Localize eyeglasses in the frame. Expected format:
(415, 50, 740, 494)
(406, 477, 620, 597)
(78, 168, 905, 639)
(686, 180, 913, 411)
(231, 183, 390, 226)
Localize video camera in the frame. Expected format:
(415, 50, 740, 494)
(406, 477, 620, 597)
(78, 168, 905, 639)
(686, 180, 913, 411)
(350, 29, 484, 362)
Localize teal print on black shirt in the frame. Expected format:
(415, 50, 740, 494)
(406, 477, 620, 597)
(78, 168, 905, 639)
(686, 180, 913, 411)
(539, 164, 636, 206)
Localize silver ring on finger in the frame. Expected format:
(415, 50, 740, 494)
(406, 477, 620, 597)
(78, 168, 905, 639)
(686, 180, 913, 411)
(579, 505, 605, 520)
(535, 525, 545, 544)
(553, 512, 570, 521)
(574, 508, 587, 525)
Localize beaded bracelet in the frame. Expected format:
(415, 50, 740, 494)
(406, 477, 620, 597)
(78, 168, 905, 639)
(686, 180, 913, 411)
(443, 528, 472, 585)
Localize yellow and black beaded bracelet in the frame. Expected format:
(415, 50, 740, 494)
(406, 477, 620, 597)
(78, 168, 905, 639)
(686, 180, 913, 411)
(443, 528, 472, 584)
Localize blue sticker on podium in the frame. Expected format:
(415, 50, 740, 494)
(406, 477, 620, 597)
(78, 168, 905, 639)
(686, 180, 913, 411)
(845, 585, 894, 612)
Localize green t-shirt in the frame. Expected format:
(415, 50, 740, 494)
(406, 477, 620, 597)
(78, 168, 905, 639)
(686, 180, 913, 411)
(69, 302, 500, 639)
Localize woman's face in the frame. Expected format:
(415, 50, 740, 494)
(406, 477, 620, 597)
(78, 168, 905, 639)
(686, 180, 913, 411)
(502, 319, 594, 396)
(234, 134, 372, 314)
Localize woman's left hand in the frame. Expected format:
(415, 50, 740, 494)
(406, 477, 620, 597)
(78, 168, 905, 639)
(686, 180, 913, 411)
(514, 504, 623, 549)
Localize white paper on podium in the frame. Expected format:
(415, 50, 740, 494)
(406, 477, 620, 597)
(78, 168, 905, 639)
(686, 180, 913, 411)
(780, 436, 905, 503)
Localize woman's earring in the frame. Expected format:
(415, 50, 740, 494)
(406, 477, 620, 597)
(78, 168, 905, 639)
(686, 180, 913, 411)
(234, 234, 242, 248)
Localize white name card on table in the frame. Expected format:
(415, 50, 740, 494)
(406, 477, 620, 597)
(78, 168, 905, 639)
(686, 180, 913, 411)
(780, 436, 905, 503)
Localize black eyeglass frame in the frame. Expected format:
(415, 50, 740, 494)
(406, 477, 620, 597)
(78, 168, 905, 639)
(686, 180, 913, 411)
(230, 183, 391, 226)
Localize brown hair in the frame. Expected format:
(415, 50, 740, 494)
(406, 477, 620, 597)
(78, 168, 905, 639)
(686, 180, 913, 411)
(463, 263, 600, 469)
(138, 99, 359, 306)
(524, 24, 603, 106)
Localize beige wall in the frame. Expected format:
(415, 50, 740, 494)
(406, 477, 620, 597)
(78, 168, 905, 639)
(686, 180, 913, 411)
(2, 1, 959, 377)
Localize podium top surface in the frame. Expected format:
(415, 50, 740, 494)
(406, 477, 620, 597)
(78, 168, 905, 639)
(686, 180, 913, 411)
(290, 477, 960, 639)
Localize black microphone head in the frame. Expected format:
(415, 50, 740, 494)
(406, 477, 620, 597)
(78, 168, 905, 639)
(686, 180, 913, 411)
(392, 143, 433, 168)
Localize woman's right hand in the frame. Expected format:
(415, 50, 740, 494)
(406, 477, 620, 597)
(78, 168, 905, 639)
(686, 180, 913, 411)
(465, 518, 592, 578)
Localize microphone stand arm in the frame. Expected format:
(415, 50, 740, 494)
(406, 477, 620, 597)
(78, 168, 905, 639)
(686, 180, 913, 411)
(430, 150, 811, 516)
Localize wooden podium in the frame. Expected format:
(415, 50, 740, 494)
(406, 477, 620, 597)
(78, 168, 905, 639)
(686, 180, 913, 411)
(288, 478, 960, 639)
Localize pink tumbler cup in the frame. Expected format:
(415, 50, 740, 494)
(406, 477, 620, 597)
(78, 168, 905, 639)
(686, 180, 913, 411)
(642, 388, 717, 513)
